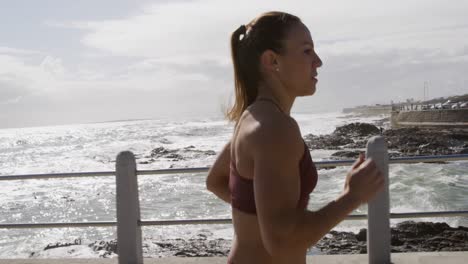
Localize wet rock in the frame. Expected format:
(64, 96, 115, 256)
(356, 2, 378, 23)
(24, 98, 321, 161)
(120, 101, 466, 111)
(159, 138, 173, 144)
(304, 134, 353, 150)
(44, 239, 82, 250)
(150, 237, 230, 257)
(459, 148, 468, 154)
(166, 153, 184, 160)
(144, 146, 217, 164)
(331, 150, 362, 159)
(202, 150, 217, 156)
(356, 229, 366, 242)
(304, 123, 380, 150)
(60, 195, 75, 202)
(304, 122, 468, 157)
(333, 123, 381, 137)
(187, 149, 217, 156)
(150, 147, 184, 160)
(395, 221, 450, 237)
(39, 221, 467, 257)
(344, 139, 368, 149)
(16, 140, 28, 145)
(89, 240, 117, 253)
(316, 221, 468, 254)
(383, 128, 468, 156)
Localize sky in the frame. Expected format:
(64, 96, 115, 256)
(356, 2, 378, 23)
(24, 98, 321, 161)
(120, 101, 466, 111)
(1, 0, 468, 128)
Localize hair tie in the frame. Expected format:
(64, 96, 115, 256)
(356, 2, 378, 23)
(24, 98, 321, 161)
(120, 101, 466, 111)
(237, 25, 247, 40)
(239, 25, 247, 34)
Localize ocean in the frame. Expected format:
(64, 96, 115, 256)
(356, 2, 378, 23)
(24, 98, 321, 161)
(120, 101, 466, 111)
(0, 111, 467, 258)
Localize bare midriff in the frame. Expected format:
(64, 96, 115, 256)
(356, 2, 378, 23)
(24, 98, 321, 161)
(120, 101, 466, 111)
(227, 208, 308, 264)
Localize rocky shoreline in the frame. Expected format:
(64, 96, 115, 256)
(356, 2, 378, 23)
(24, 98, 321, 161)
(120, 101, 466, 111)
(33, 122, 467, 258)
(315, 221, 468, 254)
(36, 221, 467, 257)
(304, 122, 468, 159)
(135, 121, 468, 166)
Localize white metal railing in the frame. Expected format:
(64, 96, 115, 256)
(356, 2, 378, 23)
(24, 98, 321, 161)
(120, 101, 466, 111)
(2, 153, 468, 181)
(0, 137, 467, 264)
(2, 210, 467, 229)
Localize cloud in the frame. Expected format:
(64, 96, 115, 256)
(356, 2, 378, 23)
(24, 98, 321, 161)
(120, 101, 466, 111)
(0, 80, 28, 104)
(0, 53, 69, 95)
(0, 47, 44, 56)
(0, 96, 22, 105)
(310, 48, 468, 108)
(2, 0, 467, 128)
(40, 56, 66, 76)
(50, 0, 468, 58)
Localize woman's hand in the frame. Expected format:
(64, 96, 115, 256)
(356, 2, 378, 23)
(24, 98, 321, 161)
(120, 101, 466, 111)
(344, 153, 384, 204)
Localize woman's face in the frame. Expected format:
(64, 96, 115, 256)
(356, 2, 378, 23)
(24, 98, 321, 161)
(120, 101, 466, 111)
(276, 22, 322, 97)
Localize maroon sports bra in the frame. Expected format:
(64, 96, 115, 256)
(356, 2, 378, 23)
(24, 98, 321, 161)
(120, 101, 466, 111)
(229, 142, 318, 214)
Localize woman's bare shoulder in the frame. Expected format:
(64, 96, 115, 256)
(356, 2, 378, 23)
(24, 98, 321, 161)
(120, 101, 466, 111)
(238, 106, 303, 157)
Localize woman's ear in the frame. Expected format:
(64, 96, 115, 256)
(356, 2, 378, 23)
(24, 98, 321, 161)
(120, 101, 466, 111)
(260, 49, 279, 74)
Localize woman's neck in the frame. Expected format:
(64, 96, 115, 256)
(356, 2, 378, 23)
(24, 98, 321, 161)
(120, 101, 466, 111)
(257, 81, 295, 115)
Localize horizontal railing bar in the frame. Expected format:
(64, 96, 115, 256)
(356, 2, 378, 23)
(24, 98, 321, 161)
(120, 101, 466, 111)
(389, 211, 468, 219)
(316, 160, 355, 168)
(2, 211, 467, 229)
(139, 210, 468, 226)
(137, 154, 468, 173)
(389, 154, 468, 164)
(137, 167, 209, 175)
(140, 218, 232, 226)
(0, 221, 116, 229)
(2, 154, 467, 180)
(140, 211, 468, 225)
(0, 171, 115, 181)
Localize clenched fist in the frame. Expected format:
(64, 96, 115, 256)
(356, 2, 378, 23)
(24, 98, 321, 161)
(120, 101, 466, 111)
(344, 153, 384, 204)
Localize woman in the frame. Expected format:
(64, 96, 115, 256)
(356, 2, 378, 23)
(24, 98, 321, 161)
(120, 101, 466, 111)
(206, 11, 384, 264)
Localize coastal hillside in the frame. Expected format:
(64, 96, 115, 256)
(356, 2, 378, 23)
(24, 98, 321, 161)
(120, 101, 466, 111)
(343, 93, 468, 115)
(423, 93, 468, 104)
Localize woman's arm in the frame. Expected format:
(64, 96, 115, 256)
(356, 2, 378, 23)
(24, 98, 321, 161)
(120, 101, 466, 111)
(206, 140, 231, 204)
(252, 122, 384, 255)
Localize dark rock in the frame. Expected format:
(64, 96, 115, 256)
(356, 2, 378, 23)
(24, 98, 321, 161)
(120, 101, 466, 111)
(166, 153, 184, 160)
(16, 140, 28, 145)
(304, 123, 381, 150)
(151, 147, 180, 158)
(145, 146, 216, 164)
(356, 229, 366, 241)
(395, 221, 451, 237)
(44, 239, 81, 250)
(331, 150, 362, 159)
(344, 140, 368, 149)
(151, 237, 230, 257)
(459, 148, 468, 154)
(304, 134, 353, 150)
(202, 150, 217, 156)
(305, 123, 468, 156)
(383, 128, 467, 156)
(159, 138, 173, 144)
(315, 221, 468, 255)
(89, 240, 117, 253)
(333, 123, 381, 137)
(449, 133, 468, 141)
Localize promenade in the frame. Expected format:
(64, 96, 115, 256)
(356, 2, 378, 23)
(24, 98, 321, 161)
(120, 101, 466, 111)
(1, 252, 467, 264)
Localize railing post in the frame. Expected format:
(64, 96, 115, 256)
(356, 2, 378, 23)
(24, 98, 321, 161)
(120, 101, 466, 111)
(116, 151, 143, 264)
(366, 136, 390, 264)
